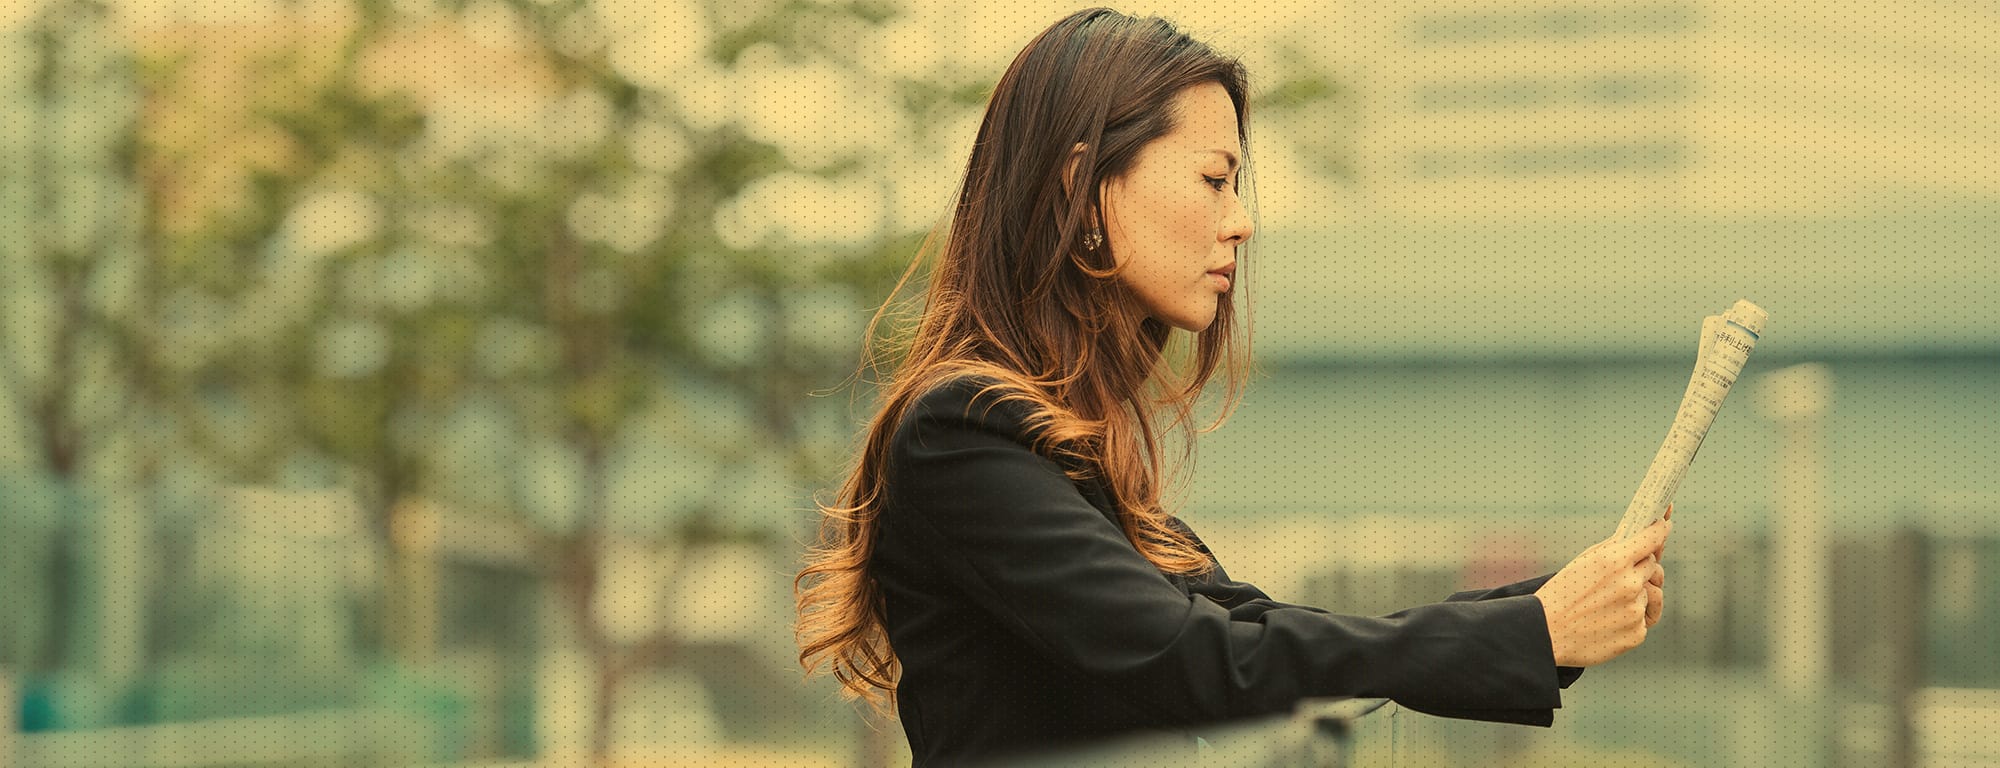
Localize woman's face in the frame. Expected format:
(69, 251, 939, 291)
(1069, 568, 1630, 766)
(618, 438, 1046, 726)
(1095, 81, 1254, 333)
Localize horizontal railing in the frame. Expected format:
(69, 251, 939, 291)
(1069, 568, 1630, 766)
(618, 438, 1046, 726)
(10, 707, 436, 768)
(1002, 697, 1395, 767)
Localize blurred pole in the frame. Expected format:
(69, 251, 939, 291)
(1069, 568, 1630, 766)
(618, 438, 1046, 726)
(1754, 362, 1834, 763)
(533, 590, 596, 763)
(81, 489, 149, 693)
(389, 498, 443, 664)
(2, 665, 14, 768)
(1826, 529, 1922, 768)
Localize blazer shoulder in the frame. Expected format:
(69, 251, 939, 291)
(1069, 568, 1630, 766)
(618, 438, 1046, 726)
(890, 374, 1113, 511)
(882, 375, 1067, 521)
(899, 374, 1039, 441)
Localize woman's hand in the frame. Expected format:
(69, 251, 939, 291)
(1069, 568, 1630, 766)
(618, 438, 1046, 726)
(1535, 505, 1673, 667)
(1643, 505, 1670, 628)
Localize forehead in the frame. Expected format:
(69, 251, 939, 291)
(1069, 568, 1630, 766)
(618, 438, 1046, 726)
(1160, 82, 1241, 160)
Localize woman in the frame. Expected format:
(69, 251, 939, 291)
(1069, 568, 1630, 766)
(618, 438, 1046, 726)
(795, 8, 1671, 765)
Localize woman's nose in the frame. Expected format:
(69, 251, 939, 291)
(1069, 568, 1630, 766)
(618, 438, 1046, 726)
(1220, 196, 1253, 245)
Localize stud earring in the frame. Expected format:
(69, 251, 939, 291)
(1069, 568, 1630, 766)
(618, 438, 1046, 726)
(1083, 228, 1103, 251)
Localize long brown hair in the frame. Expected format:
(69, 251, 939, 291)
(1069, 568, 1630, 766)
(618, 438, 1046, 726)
(794, 7, 1259, 716)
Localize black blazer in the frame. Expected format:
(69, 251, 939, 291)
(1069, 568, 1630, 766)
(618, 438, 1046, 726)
(873, 376, 1584, 766)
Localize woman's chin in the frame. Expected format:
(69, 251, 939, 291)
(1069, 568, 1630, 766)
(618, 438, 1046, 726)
(1169, 312, 1219, 334)
(1142, 299, 1220, 334)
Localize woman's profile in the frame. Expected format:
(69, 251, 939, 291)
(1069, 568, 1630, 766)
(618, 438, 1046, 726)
(794, 8, 1672, 766)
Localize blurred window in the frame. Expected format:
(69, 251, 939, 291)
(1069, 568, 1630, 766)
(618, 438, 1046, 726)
(1414, 74, 1691, 111)
(1410, 140, 1687, 178)
(1413, 4, 1698, 44)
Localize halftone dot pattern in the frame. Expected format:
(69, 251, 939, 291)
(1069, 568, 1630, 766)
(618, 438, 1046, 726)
(2, 0, 1994, 767)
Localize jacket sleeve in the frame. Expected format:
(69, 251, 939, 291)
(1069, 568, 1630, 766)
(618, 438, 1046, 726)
(882, 381, 1572, 728)
(1177, 541, 1584, 726)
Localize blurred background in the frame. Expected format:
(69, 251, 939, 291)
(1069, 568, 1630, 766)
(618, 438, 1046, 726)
(0, 0, 1994, 766)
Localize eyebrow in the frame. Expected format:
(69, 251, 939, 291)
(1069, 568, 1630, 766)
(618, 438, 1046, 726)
(1204, 149, 1240, 171)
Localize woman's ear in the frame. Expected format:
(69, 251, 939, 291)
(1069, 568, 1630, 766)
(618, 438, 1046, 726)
(1063, 142, 1087, 200)
(1067, 143, 1111, 246)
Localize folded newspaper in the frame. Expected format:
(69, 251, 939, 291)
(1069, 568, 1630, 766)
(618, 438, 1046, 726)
(1614, 299, 1768, 540)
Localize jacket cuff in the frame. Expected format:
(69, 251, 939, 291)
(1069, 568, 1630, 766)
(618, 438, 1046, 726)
(1558, 665, 1584, 689)
(1443, 573, 1586, 693)
(1396, 594, 1569, 726)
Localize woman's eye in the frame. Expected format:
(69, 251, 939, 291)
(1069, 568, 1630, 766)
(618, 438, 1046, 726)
(1204, 175, 1230, 191)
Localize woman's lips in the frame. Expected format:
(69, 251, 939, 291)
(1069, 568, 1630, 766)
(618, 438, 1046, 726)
(1207, 262, 1235, 291)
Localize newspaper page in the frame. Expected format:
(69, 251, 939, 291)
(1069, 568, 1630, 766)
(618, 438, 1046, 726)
(1614, 299, 1768, 540)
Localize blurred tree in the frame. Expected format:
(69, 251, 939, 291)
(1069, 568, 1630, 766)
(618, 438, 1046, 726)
(0, 0, 148, 701)
(3, 0, 1347, 759)
(120, 0, 806, 756)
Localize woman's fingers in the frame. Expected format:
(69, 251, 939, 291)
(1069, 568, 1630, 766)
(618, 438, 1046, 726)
(1642, 550, 1667, 627)
(1645, 560, 1665, 625)
(1660, 504, 1673, 559)
(1623, 517, 1672, 566)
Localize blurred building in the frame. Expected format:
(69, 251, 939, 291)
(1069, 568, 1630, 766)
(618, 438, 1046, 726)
(1256, 0, 2000, 365)
(1317, 1, 2000, 218)
(1187, 5, 2000, 765)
